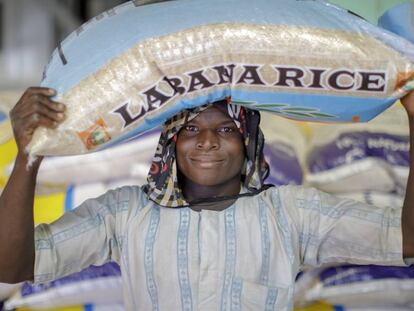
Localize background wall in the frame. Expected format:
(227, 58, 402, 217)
(330, 0, 408, 23)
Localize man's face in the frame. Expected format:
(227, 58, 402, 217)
(176, 106, 245, 188)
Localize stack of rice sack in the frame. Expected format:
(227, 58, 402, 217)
(261, 112, 306, 186)
(4, 263, 124, 311)
(294, 264, 414, 310)
(297, 103, 414, 310)
(295, 301, 414, 311)
(305, 103, 409, 209)
(294, 3, 414, 308)
(37, 131, 159, 186)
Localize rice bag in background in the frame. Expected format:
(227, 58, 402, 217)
(30, 0, 414, 156)
(32, 177, 142, 225)
(0, 92, 23, 190)
(295, 303, 414, 311)
(294, 300, 414, 311)
(261, 112, 305, 185)
(336, 191, 404, 209)
(0, 283, 21, 302)
(8, 129, 160, 186)
(305, 104, 409, 193)
(295, 265, 414, 308)
(63, 178, 142, 210)
(4, 262, 123, 310)
(0, 108, 8, 144)
(0, 91, 21, 145)
(378, 1, 414, 44)
(306, 130, 409, 193)
(86, 305, 125, 311)
(264, 143, 303, 186)
(10, 304, 125, 311)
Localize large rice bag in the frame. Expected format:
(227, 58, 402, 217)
(295, 265, 414, 308)
(30, 0, 414, 156)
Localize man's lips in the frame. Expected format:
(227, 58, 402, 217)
(190, 156, 224, 168)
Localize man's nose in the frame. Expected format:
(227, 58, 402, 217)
(196, 129, 219, 150)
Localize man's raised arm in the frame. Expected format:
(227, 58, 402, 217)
(0, 87, 65, 283)
(400, 91, 414, 258)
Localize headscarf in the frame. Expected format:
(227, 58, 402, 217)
(142, 98, 269, 207)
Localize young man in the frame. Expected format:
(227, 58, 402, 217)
(0, 87, 414, 310)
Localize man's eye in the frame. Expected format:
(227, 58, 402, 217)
(184, 125, 198, 132)
(218, 127, 235, 133)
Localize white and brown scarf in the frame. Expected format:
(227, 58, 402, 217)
(142, 98, 269, 208)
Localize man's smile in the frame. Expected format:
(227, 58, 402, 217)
(190, 155, 224, 168)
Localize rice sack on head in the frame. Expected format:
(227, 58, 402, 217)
(30, 0, 414, 156)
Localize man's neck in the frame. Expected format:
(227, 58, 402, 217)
(181, 176, 241, 203)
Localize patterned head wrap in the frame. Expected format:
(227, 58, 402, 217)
(142, 98, 269, 207)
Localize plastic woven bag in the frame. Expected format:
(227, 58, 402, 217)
(29, 0, 414, 156)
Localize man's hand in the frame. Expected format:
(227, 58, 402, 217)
(9, 87, 66, 163)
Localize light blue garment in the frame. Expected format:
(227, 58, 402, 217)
(35, 186, 405, 310)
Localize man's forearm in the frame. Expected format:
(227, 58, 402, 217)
(0, 154, 40, 283)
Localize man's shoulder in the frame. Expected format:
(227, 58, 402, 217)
(85, 184, 150, 208)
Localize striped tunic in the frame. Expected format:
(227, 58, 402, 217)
(35, 185, 405, 310)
